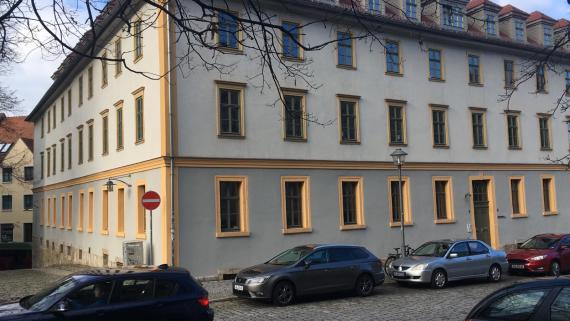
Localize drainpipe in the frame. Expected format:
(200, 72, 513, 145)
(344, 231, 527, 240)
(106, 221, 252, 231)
(166, 0, 176, 266)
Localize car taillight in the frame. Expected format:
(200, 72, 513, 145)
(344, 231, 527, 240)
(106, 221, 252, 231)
(198, 296, 209, 308)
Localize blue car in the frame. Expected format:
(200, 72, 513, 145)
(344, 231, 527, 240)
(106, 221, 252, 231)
(0, 265, 213, 321)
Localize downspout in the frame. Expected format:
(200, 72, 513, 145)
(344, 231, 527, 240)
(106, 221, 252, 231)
(166, 0, 176, 266)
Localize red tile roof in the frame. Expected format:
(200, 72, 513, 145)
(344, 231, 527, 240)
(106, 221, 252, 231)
(0, 116, 33, 143)
(466, 0, 501, 11)
(527, 11, 556, 24)
(554, 19, 570, 30)
(499, 4, 529, 17)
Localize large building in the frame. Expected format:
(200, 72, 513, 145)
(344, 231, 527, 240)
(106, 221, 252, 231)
(28, 0, 570, 277)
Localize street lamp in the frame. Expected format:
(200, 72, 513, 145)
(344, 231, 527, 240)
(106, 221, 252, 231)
(104, 175, 132, 192)
(390, 148, 408, 257)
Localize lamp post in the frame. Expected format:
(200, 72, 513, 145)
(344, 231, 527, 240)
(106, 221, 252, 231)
(390, 148, 408, 257)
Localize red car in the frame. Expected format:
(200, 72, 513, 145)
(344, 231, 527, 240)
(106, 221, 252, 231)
(507, 234, 570, 276)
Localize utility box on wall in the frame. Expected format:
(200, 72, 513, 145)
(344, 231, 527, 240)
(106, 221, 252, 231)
(123, 241, 144, 266)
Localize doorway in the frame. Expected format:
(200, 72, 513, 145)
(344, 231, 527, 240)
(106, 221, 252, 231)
(471, 180, 491, 246)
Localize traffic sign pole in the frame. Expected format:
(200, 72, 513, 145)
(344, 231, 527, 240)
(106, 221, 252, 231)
(149, 209, 153, 265)
(141, 191, 161, 266)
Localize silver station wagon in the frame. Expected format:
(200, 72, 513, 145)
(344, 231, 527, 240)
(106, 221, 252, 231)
(388, 239, 508, 289)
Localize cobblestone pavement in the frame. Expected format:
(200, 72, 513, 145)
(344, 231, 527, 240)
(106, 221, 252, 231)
(212, 275, 535, 321)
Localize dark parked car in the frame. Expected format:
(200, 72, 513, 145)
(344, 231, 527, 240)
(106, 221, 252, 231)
(0, 265, 213, 321)
(232, 244, 385, 305)
(507, 234, 570, 276)
(466, 276, 570, 321)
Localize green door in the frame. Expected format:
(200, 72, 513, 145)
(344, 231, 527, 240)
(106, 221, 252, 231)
(472, 181, 491, 246)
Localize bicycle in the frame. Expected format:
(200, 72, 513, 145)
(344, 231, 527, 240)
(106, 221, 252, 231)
(383, 245, 414, 276)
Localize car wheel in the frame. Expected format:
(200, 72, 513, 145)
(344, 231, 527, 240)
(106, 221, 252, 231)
(384, 256, 396, 276)
(272, 281, 295, 306)
(551, 261, 561, 277)
(488, 264, 502, 282)
(430, 269, 447, 289)
(355, 274, 374, 297)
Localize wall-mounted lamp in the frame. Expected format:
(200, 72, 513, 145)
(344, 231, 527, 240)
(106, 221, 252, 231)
(104, 175, 132, 192)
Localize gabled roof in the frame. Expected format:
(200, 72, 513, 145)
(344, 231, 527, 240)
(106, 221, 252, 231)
(499, 4, 529, 18)
(466, 0, 501, 12)
(0, 115, 33, 143)
(21, 138, 34, 153)
(527, 11, 556, 24)
(554, 19, 570, 30)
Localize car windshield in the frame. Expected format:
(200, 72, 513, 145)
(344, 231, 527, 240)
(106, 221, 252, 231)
(520, 236, 560, 249)
(20, 277, 77, 311)
(412, 242, 451, 257)
(266, 247, 314, 265)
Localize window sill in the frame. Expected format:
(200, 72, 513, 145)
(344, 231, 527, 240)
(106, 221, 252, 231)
(429, 78, 445, 83)
(136, 233, 147, 240)
(218, 47, 244, 55)
(282, 227, 312, 235)
(385, 72, 403, 77)
(114, 72, 122, 78)
(340, 224, 367, 231)
(511, 214, 528, 219)
(508, 146, 522, 150)
(77, 227, 83, 232)
(540, 148, 553, 152)
(101, 83, 108, 89)
(536, 90, 548, 94)
(389, 222, 414, 228)
(101, 230, 109, 236)
(340, 140, 360, 145)
(133, 55, 143, 64)
(434, 219, 456, 224)
(389, 143, 407, 147)
(433, 145, 449, 149)
(116, 232, 125, 238)
(66, 226, 72, 231)
(543, 212, 559, 216)
(215, 231, 250, 238)
(87, 228, 93, 233)
(282, 56, 305, 63)
(135, 140, 145, 145)
(504, 86, 517, 91)
(284, 137, 307, 143)
(469, 83, 484, 87)
(116, 147, 124, 152)
(337, 64, 356, 70)
(102, 152, 109, 157)
(218, 134, 245, 139)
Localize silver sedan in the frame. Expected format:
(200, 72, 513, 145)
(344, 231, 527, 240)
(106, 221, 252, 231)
(388, 239, 509, 289)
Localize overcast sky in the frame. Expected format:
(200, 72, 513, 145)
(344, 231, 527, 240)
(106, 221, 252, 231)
(2, 0, 569, 116)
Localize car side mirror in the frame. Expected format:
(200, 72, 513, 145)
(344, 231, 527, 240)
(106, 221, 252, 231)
(516, 242, 523, 249)
(448, 253, 458, 259)
(53, 300, 70, 313)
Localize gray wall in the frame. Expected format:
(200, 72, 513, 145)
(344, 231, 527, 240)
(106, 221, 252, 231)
(178, 167, 569, 276)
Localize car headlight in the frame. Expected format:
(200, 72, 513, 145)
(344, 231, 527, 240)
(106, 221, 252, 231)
(529, 255, 547, 261)
(245, 276, 270, 285)
(411, 264, 428, 271)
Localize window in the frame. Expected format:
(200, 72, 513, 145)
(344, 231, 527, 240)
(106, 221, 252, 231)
(112, 279, 154, 303)
(541, 176, 557, 215)
(431, 106, 448, 147)
(405, 0, 417, 19)
(485, 15, 496, 35)
(156, 279, 187, 298)
(60, 140, 64, 172)
(60, 195, 65, 228)
(87, 66, 93, 99)
(67, 193, 72, 229)
(0, 224, 13, 242)
(67, 135, 72, 169)
(217, 12, 239, 49)
(51, 196, 56, 226)
(509, 177, 526, 217)
(480, 290, 549, 320)
(134, 91, 144, 143)
(117, 187, 125, 236)
(41, 117, 44, 137)
(67, 89, 72, 116)
(47, 110, 51, 133)
(60, 97, 64, 122)
(78, 75, 84, 106)
(337, 32, 354, 67)
(101, 53, 108, 87)
(283, 92, 307, 140)
(2, 168, 12, 183)
(338, 97, 359, 143)
(368, 0, 381, 13)
(551, 287, 570, 321)
(339, 177, 365, 229)
(428, 49, 443, 80)
(40, 152, 44, 179)
(217, 83, 244, 137)
(388, 176, 412, 226)
(46, 148, 51, 177)
(442, 5, 463, 29)
(468, 54, 481, 84)
(544, 26, 553, 47)
(116, 104, 124, 150)
(2, 195, 12, 211)
(504, 60, 515, 88)
(515, 20, 525, 41)
(102, 114, 109, 155)
(101, 188, 108, 234)
(469, 241, 490, 255)
(88, 122, 94, 161)
(78, 191, 84, 231)
(78, 127, 84, 164)
(137, 184, 146, 237)
(52, 105, 56, 128)
(433, 177, 454, 222)
(53, 145, 57, 175)
(388, 103, 406, 145)
(115, 39, 122, 76)
(385, 41, 401, 74)
(282, 22, 301, 59)
(539, 116, 551, 150)
(281, 177, 311, 234)
(506, 113, 521, 149)
(536, 64, 546, 92)
(66, 281, 113, 309)
(215, 176, 249, 237)
(450, 242, 470, 257)
(87, 190, 94, 232)
(24, 195, 33, 211)
(565, 70, 570, 95)
(471, 109, 487, 148)
(134, 20, 143, 61)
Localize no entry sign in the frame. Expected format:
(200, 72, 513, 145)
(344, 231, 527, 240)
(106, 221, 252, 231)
(142, 191, 161, 211)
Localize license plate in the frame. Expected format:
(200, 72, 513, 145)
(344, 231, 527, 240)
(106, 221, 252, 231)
(234, 284, 244, 291)
(511, 264, 525, 269)
(393, 271, 406, 277)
